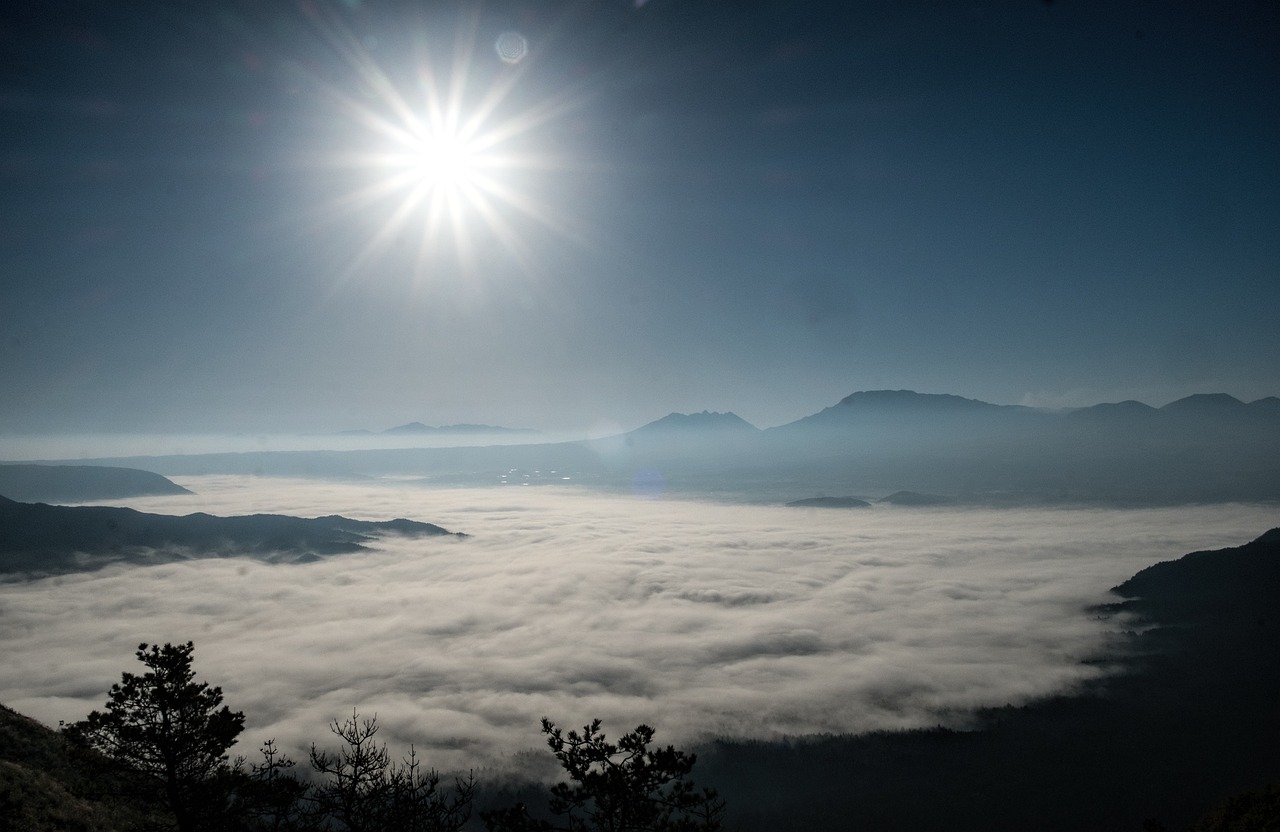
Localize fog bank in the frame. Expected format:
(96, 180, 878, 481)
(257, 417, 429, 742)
(0, 477, 1271, 773)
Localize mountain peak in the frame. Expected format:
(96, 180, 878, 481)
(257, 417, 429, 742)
(1066, 400, 1159, 421)
(1160, 393, 1246, 413)
(635, 411, 759, 433)
(835, 390, 998, 411)
(385, 421, 430, 433)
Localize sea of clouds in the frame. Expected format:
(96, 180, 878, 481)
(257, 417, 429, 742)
(0, 476, 1273, 774)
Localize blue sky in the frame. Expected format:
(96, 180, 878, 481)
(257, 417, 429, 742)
(1, 0, 1277, 435)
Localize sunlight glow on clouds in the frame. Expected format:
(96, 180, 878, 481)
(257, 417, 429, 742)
(0, 478, 1272, 774)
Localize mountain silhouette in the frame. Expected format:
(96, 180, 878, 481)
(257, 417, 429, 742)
(1159, 392, 1247, 415)
(46, 389, 1280, 505)
(877, 490, 954, 506)
(628, 411, 759, 438)
(766, 391, 1044, 452)
(0, 464, 192, 503)
(1249, 396, 1280, 414)
(0, 496, 462, 578)
(1064, 400, 1159, 422)
(776, 390, 1007, 429)
(836, 389, 1001, 412)
(1111, 527, 1280, 628)
(785, 496, 871, 508)
(697, 529, 1280, 831)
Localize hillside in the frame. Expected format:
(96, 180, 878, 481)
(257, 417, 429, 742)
(0, 703, 150, 831)
(0, 464, 192, 504)
(698, 529, 1280, 831)
(0, 496, 462, 578)
(626, 411, 760, 436)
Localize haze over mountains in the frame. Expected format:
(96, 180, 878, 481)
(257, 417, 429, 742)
(349, 422, 540, 437)
(12, 390, 1278, 506)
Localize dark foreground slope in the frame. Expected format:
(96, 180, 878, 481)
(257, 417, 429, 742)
(0, 463, 192, 503)
(0, 496, 462, 578)
(0, 702, 152, 831)
(696, 529, 1280, 832)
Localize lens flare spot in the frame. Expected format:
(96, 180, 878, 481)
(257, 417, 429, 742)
(495, 31, 528, 64)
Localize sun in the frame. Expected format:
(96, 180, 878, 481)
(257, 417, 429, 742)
(409, 131, 479, 190)
(295, 5, 583, 286)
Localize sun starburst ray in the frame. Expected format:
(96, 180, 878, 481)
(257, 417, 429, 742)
(283, 3, 595, 294)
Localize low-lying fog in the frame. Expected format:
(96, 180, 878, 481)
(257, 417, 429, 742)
(0, 430, 587, 462)
(0, 476, 1272, 774)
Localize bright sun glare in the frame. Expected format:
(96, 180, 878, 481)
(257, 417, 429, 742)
(410, 132, 478, 188)
(298, 6, 582, 285)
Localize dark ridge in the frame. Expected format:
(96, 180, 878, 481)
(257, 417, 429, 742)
(1110, 527, 1280, 625)
(1065, 400, 1159, 420)
(0, 498, 464, 579)
(696, 529, 1280, 831)
(0, 464, 192, 503)
(770, 389, 1033, 436)
(785, 496, 871, 508)
(629, 411, 760, 435)
(835, 390, 1001, 411)
(1159, 392, 1247, 413)
(877, 491, 954, 506)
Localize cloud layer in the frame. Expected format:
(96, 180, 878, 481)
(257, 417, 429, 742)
(0, 477, 1272, 773)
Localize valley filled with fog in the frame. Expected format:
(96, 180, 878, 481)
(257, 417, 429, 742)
(0, 474, 1272, 775)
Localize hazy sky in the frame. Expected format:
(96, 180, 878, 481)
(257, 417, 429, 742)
(2, 1, 1277, 435)
(1, 475, 1273, 771)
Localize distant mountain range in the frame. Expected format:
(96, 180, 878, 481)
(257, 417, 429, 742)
(770, 389, 1280, 431)
(12, 390, 1280, 506)
(0, 496, 461, 578)
(607, 390, 1280, 503)
(626, 389, 1280, 436)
